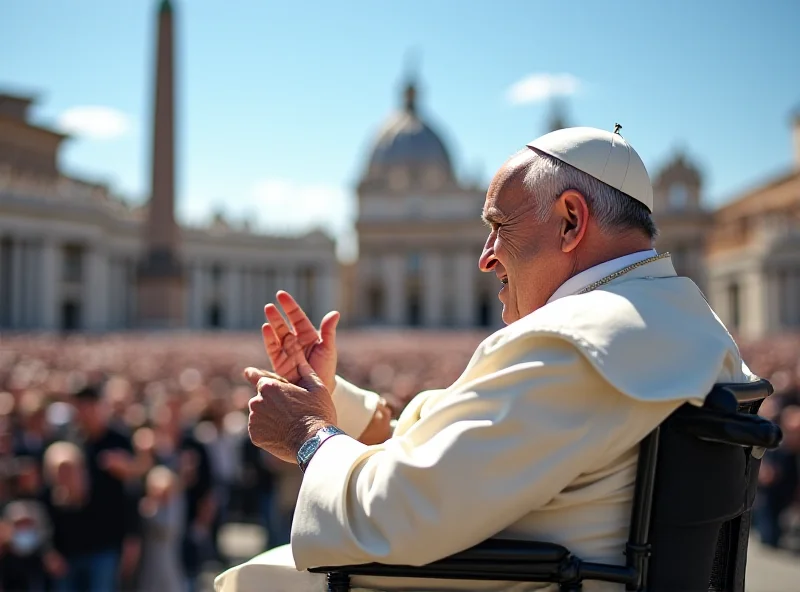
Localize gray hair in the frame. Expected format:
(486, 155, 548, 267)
(522, 148, 658, 240)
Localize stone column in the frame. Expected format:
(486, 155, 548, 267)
(84, 247, 109, 331)
(707, 275, 722, 319)
(765, 271, 781, 335)
(188, 264, 201, 328)
(300, 266, 317, 323)
(383, 253, 406, 326)
(112, 259, 127, 330)
(253, 269, 262, 326)
(264, 269, 277, 303)
(240, 268, 254, 328)
(454, 251, 477, 327)
(740, 267, 767, 340)
(353, 259, 370, 326)
(260, 270, 271, 321)
(253, 269, 263, 326)
(317, 265, 337, 325)
(40, 239, 60, 331)
(20, 242, 34, 328)
(422, 251, 444, 326)
(31, 244, 44, 328)
(279, 268, 297, 300)
(224, 266, 242, 329)
(10, 238, 23, 329)
(126, 259, 137, 329)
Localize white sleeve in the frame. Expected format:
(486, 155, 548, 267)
(331, 375, 381, 439)
(290, 337, 682, 570)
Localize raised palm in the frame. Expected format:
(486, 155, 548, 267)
(261, 291, 339, 393)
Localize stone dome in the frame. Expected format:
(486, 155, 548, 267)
(364, 82, 455, 183)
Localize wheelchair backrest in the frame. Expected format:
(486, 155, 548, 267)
(645, 381, 774, 592)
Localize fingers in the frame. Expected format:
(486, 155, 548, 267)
(281, 332, 305, 361)
(244, 367, 289, 387)
(319, 311, 340, 348)
(295, 348, 327, 391)
(264, 303, 290, 341)
(261, 323, 283, 361)
(276, 291, 320, 345)
(261, 324, 298, 376)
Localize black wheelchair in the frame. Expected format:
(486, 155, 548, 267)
(310, 379, 782, 591)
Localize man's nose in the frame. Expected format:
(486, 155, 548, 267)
(479, 240, 497, 272)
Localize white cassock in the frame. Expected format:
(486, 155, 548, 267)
(216, 251, 754, 592)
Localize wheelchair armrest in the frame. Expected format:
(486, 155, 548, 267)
(674, 406, 782, 449)
(309, 539, 573, 582)
(713, 379, 773, 404)
(431, 538, 570, 563)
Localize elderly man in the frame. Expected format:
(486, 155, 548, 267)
(216, 127, 752, 591)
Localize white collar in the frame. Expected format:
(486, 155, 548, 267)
(547, 249, 659, 304)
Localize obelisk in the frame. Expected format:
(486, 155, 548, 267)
(137, 0, 185, 327)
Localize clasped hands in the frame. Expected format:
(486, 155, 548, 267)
(245, 291, 391, 464)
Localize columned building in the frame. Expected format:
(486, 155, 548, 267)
(347, 77, 502, 329)
(0, 1, 338, 333)
(705, 114, 800, 340)
(0, 94, 337, 332)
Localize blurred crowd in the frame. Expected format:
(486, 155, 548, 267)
(0, 330, 485, 592)
(0, 329, 798, 591)
(743, 334, 800, 552)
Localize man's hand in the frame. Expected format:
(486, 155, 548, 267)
(262, 291, 339, 393)
(245, 342, 337, 463)
(359, 398, 393, 445)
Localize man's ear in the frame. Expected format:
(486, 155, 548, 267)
(555, 189, 589, 253)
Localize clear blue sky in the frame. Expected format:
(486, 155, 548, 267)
(3, 0, 799, 247)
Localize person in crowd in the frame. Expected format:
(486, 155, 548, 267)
(12, 391, 51, 463)
(151, 389, 216, 592)
(9, 455, 44, 501)
(216, 126, 757, 591)
(68, 384, 142, 591)
(137, 465, 186, 592)
(41, 441, 91, 591)
(238, 438, 280, 549)
(0, 499, 51, 591)
(756, 404, 800, 547)
(199, 389, 243, 563)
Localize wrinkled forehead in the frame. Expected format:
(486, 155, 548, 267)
(484, 150, 535, 214)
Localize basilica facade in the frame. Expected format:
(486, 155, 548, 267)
(344, 81, 503, 329)
(341, 76, 714, 330)
(342, 74, 800, 339)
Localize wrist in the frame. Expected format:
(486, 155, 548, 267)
(295, 423, 346, 472)
(288, 418, 333, 458)
(322, 372, 337, 395)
